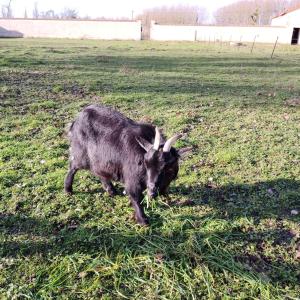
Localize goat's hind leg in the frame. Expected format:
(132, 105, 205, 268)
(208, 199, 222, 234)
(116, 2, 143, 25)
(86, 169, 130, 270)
(64, 164, 78, 194)
(100, 177, 117, 196)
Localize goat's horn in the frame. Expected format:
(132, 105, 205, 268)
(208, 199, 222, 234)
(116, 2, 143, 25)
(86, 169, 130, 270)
(153, 127, 161, 150)
(163, 134, 182, 152)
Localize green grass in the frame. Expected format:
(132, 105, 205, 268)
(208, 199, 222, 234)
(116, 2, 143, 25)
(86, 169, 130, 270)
(0, 38, 299, 299)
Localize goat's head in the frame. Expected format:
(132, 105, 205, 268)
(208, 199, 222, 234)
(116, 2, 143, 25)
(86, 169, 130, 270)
(137, 128, 192, 198)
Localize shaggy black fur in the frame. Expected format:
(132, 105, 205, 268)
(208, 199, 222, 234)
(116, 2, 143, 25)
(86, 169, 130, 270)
(65, 104, 182, 225)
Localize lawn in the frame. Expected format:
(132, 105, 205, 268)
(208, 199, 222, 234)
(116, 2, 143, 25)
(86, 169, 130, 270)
(0, 38, 299, 299)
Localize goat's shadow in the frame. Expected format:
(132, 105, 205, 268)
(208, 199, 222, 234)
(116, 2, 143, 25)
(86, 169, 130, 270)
(0, 178, 299, 287)
(169, 178, 300, 222)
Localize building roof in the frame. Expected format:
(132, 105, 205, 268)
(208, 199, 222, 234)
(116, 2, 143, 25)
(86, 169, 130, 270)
(272, 5, 300, 19)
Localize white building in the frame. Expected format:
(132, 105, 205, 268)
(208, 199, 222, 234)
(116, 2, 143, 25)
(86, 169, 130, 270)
(271, 6, 300, 44)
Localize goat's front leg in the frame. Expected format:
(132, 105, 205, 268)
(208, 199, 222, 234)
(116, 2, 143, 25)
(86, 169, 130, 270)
(159, 185, 170, 197)
(126, 185, 148, 226)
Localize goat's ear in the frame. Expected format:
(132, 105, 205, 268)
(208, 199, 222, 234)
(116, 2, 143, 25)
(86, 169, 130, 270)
(178, 147, 193, 159)
(136, 137, 153, 152)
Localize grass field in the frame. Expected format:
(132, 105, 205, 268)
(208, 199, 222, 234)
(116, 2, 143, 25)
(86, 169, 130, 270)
(0, 38, 300, 299)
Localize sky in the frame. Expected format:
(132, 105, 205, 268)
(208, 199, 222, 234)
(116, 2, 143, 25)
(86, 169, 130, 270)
(1, 0, 239, 20)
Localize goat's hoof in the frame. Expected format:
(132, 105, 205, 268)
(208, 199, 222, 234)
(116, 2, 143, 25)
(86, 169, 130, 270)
(107, 190, 117, 197)
(135, 216, 149, 226)
(65, 188, 73, 195)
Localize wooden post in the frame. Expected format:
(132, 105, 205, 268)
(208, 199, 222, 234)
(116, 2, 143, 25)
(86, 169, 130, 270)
(251, 35, 257, 53)
(271, 36, 279, 59)
(194, 30, 197, 42)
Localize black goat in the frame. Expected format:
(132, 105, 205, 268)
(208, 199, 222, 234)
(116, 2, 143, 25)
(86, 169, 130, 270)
(65, 104, 190, 225)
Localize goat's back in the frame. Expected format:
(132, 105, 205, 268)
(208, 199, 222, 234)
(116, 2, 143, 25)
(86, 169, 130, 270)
(70, 104, 156, 145)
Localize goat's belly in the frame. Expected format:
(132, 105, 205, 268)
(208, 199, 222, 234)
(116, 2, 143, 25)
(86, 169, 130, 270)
(92, 162, 123, 182)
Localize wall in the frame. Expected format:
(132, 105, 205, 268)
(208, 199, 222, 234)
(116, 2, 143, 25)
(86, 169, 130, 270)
(150, 21, 293, 44)
(0, 19, 142, 40)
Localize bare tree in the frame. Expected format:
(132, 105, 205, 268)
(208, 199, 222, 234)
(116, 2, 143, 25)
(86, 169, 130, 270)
(259, 0, 289, 24)
(288, 0, 300, 9)
(60, 8, 78, 19)
(197, 6, 209, 24)
(137, 5, 208, 39)
(40, 10, 59, 19)
(214, 0, 290, 25)
(33, 2, 39, 19)
(138, 5, 207, 26)
(1, 0, 13, 18)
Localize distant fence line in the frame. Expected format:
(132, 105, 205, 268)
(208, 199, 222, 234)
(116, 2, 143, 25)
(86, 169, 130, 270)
(0, 18, 296, 44)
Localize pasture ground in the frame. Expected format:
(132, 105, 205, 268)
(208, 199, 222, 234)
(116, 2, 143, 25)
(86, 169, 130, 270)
(0, 39, 300, 299)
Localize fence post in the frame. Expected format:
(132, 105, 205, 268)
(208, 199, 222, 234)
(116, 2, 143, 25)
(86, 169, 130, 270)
(251, 35, 257, 53)
(271, 36, 279, 59)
